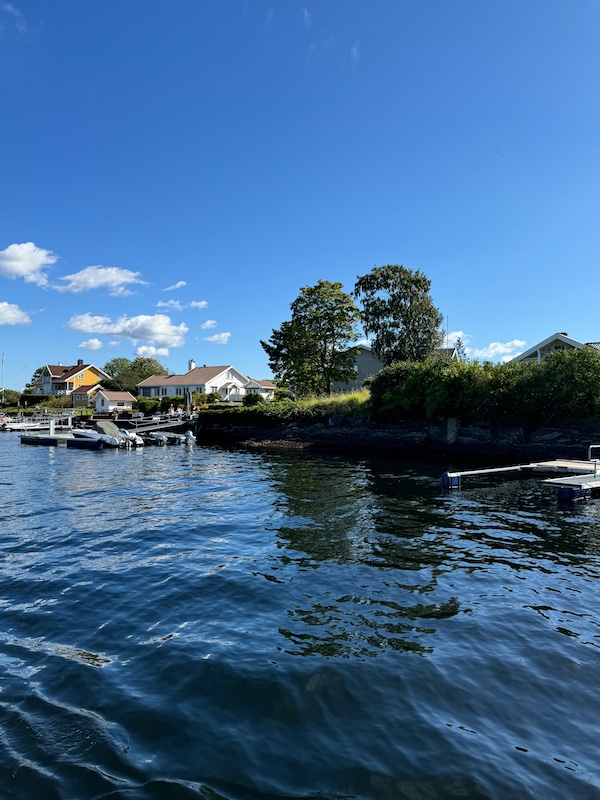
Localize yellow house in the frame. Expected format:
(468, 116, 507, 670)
(32, 360, 112, 398)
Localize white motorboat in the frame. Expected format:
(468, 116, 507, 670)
(72, 420, 127, 448)
(118, 428, 144, 447)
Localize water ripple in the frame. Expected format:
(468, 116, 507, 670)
(1, 438, 600, 798)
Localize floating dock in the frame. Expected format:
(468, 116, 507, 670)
(442, 445, 600, 500)
(20, 434, 104, 449)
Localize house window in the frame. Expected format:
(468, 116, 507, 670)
(211, 386, 218, 393)
(141, 388, 151, 397)
(161, 388, 168, 396)
(78, 372, 84, 379)
(101, 398, 105, 406)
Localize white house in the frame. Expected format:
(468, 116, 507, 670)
(94, 390, 137, 414)
(136, 361, 275, 403)
(512, 333, 600, 363)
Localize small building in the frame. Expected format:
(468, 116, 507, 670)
(245, 379, 276, 400)
(94, 390, 136, 414)
(71, 383, 102, 409)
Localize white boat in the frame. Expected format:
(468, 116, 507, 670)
(72, 420, 128, 448)
(72, 429, 122, 448)
(118, 428, 144, 447)
(1, 416, 73, 432)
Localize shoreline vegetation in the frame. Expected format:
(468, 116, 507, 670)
(195, 350, 600, 463)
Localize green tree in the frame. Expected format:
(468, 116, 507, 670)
(1, 389, 20, 406)
(261, 279, 361, 396)
(453, 336, 467, 362)
(354, 265, 444, 365)
(103, 357, 168, 392)
(103, 357, 133, 391)
(24, 365, 44, 394)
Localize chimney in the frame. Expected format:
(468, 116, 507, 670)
(188, 359, 196, 371)
(77, 359, 84, 368)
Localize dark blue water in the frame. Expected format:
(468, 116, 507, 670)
(1, 433, 600, 799)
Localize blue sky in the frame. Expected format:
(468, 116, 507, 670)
(1, 1, 600, 390)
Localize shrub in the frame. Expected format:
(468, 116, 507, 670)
(135, 397, 160, 414)
(243, 393, 265, 407)
(369, 348, 600, 426)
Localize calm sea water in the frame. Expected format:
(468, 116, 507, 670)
(1, 433, 600, 800)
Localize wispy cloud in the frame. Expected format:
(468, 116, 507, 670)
(302, 7, 311, 28)
(156, 299, 183, 311)
(164, 281, 186, 291)
(200, 319, 217, 330)
(156, 299, 207, 311)
(0, 3, 27, 36)
(0, 301, 30, 325)
(350, 40, 360, 64)
(57, 265, 145, 295)
(0, 242, 57, 287)
(78, 338, 103, 350)
(204, 332, 231, 345)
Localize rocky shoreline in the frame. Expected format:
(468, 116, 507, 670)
(195, 416, 600, 465)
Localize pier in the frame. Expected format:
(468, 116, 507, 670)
(442, 445, 600, 500)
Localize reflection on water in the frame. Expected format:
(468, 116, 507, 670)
(1, 436, 600, 799)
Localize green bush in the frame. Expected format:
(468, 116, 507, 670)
(135, 397, 160, 414)
(369, 349, 600, 426)
(243, 393, 265, 407)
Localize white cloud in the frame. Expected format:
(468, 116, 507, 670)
(157, 299, 207, 311)
(68, 313, 188, 352)
(200, 319, 217, 330)
(78, 338, 103, 350)
(135, 346, 169, 358)
(164, 281, 186, 291)
(157, 299, 183, 311)
(204, 332, 231, 345)
(469, 339, 526, 361)
(0, 301, 30, 325)
(302, 7, 311, 28)
(350, 40, 360, 64)
(0, 242, 57, 287)
(57, 265, 145, 295)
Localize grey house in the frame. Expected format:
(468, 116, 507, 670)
(332, 344, 460, 392)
